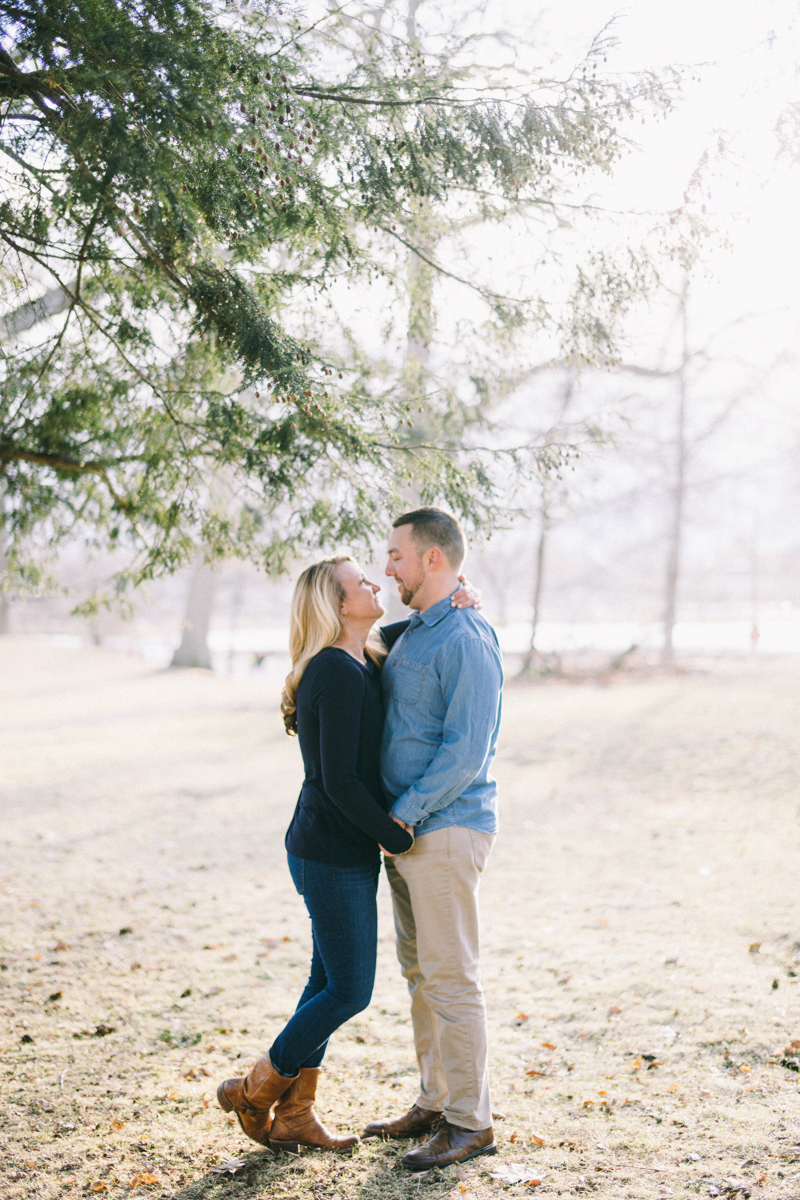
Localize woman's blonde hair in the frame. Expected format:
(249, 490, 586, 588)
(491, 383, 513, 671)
(281, 555, 387, 735)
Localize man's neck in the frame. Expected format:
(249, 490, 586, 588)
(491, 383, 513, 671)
(412, 573, 462, 613)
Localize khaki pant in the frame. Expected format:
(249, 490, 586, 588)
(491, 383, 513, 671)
(384, 825, 495, 1131)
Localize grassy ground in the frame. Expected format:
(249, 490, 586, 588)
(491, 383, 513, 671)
(2, 637, 800, 1200)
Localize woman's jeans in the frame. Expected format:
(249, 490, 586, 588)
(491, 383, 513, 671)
(269, 854, 380, 1077)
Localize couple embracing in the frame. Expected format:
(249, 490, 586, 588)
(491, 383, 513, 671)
(218, 508, 503, 1172)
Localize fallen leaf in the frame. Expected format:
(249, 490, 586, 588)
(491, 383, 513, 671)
(211, 1158, 247, 1175)
(526, 1068, 544, 1077)
(90, 1184, 106, 1193)
(541, 1041, 556, 1049)
(46, 991, 62, 1002)
(509, 1131, 519, 1142)
(111, 1119, 125, 1130)
(119, 927, 134, 935)
(94, 1024, 116, 1037)
(222, 953, 238, 962)
(749, 942, 761, 954)
(530, 1132, 546, 1146)
(20, 1034, 33, 1044)
(490, 1164, 546, 1186)
(516, 1012, 529, 1021)
(53, 941, 70, 952)
(721, 1178, 748, 1192)
(608, 1006, 622, 1015)
(180, 988, 192, 998)
(129, 1173, 159, 1186)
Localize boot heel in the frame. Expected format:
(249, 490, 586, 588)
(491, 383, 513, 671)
(269, 1138, 301, 1153)
(217, 1083, 234, 1112)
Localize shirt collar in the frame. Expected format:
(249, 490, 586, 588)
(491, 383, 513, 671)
(411, 593, 458, 628)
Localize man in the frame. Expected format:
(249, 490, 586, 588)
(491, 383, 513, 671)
(364, 507, 503, 1171)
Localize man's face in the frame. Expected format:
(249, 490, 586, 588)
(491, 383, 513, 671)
(385, 524, 426, 608)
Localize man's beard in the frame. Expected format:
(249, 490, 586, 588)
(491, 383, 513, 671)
(399, 580, 420, 607)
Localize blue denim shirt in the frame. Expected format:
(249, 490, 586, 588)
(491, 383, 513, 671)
(380, 595, 503, 836)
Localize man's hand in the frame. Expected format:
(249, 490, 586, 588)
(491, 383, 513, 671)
(451, 574, 483, 609)
(381, 814, 414, 857)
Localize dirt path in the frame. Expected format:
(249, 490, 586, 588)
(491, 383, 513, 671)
(1, 638, 799, 1200)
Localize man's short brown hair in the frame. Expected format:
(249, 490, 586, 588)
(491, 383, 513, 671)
(392, 507, 466, 569)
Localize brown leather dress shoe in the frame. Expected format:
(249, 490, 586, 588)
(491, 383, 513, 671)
(217, 1053, 298, 1145)
(401, 1118, 497, 1171)
(363, 1104, 441, 1140)
(268, 1068, 360, 1153)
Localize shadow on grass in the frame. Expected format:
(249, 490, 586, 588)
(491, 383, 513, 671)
(168, 1142, 456, 1200)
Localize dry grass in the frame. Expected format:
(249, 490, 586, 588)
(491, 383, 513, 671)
(2, 638, 800, 1200)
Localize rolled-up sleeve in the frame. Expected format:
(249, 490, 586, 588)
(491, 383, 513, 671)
(390, 637, 502, 826)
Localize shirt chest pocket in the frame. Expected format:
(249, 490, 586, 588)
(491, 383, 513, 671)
(392, 657, 427, 705)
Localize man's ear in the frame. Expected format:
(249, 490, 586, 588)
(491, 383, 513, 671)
(425, 547, 443, 570)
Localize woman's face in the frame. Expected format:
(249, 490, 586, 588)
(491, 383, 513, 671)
(335, 560, 385, 623)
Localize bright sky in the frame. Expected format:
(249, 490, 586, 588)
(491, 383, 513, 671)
(317, 0, 800, 369)
(540, 0, 800, 348)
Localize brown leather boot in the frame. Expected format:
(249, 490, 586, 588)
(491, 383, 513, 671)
(217, 1054, 298, 1145)
(363, 1104, 442, 1139)
(268, 1068, 360, 1152)
(401, 1118, 497, 1171)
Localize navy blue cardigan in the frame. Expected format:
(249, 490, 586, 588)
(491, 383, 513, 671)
(284, 622, 413, 866)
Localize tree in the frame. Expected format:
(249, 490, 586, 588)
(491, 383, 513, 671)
(599, 281, 781, 664)
(170, 555, 217, 668)
(0, 0, 679, 604)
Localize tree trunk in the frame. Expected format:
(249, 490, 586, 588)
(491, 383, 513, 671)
(749, 514, 760, 656)
(0, 484, 10, 635)
(402, 2, 437, 419)
(518, 507, 549, 677)
(662, 281, 689, 666)
(170, 557, 218, 669)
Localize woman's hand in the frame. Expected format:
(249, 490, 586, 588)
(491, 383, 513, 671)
(451, 574, 483, 610)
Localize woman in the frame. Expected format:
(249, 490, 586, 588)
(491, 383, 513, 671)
(217, 556, 478, 1153)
